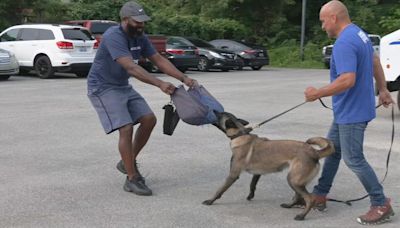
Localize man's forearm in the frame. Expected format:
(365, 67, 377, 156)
(373, 55, 388, 91)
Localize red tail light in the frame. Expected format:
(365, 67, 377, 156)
(56, 41, 74, 49)
(93, 40, 99, 49)
(167, 49, 185, 55)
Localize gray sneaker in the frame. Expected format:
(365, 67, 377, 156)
(123, 176, 152, 196)
(117, 160, 145, 183)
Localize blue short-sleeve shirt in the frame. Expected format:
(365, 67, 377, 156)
(330, 24, 376, 124)
(87, 25, 156, 91)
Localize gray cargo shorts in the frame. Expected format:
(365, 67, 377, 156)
(88, 86, 153, 134)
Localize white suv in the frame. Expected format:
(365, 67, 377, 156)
(0, 24, 98, 78)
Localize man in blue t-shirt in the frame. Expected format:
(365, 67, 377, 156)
(304, 1, 394, 225)
(87, 1, 197, 196)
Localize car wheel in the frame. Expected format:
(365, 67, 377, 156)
(75, 71, 89, 78)
(34, 56, 54, 79)
(0, 75, 10, 80)
(221, 68, 229, 72)
(251, 66, 262, 70)
(324, 62, 330, 69)
(177, 67, 187, 73)
(198, 57, 209, 72)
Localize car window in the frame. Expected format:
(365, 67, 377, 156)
(0, 29, 20, 42)
(62, 28, 94, 41)
(167, 37, 192, 46)
(187, 38, 214, 48)
(90, 22, 118, 34)
(20, 28, 40, 41)
(38, 29, 55, 40)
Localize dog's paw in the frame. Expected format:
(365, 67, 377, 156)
(202, 200, 214, 205)
(294, 214, 305, 221)
(246, 193, 254, 201)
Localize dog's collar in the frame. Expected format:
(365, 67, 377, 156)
(228, 128, 253, 140)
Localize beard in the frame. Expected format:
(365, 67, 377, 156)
(127, 24, 144, 38)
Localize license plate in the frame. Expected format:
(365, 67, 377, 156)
(79, 47, 87, 52)
(258, 53, 264, 57)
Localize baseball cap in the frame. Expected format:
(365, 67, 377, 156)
(119, 1, 151, 22)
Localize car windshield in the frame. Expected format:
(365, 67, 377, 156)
(62, 28, 94, 41)
(187, 38, 214, 48)
(91, 22, 118, 34)
(369, 36, 380, 46)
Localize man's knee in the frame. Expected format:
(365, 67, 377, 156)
(139, 114, 157, 128)
(119, 124, 133, 137)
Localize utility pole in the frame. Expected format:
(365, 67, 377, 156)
(300, 0, 306, 61)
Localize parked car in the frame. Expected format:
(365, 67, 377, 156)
(0, 24, 98, 78)
(0, 48, 19, 80)
(209, 39, 269, 70)
(139, 35, 167, 73)
(64, 20, 118, 42)
(322, 34, 381, 69)
(183, 37, 244, 72)
(166, 36, 200, 73)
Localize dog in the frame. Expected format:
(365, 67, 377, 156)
(204, 111, 334, 221)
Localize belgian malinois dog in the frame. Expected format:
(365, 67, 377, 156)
(204, 111, 334, 221)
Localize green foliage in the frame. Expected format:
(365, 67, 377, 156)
(379, 8, 400, 32)
(1, 0, 399, 69)
(269, 40, 324, 69)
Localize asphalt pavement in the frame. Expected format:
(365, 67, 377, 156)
(0, 68, 399, 228)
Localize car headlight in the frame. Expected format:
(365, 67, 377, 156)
(209, 51, 224, 59)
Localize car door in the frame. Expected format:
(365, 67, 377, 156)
(15, 28, 41, 67)
(0, 28, 20, 56)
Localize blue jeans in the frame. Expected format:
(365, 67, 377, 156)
(313, 121, 386, 206)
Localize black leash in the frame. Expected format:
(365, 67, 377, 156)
(318, 98, 395, 206)
(250, 101, 308, 129)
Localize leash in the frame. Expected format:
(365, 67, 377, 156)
(318, 98, 395, 206)
(250, 101, 308, 130)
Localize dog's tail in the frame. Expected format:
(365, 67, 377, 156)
(306, 137, 335, 159)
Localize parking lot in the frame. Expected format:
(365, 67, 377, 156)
(0, 68, 399, 228)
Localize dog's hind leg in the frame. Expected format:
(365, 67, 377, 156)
(247, 174, 261, 201)
(280, 192, 305, 208)
(291, 185, 314, 221)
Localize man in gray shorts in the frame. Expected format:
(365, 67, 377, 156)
(87, 1, 197, 196)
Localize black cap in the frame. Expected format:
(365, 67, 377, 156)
(119, 1, 151, 22)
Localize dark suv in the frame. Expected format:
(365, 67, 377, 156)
(184, 37, 243, 71)
(209, 39, 269, 70)
(64, 20, 118, 42)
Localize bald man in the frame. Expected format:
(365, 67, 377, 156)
(304, 0, 394, 225)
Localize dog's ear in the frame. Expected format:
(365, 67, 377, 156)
(238, 119, 249, 126)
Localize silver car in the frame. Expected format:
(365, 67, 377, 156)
(0, 48, 19, 80)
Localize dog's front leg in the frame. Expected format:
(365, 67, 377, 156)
(202, 175, 239, 205)
(202, 165, 241, 205)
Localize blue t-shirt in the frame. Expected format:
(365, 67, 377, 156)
(330, 24, 376, 124)
(87, 25, 156, 92)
